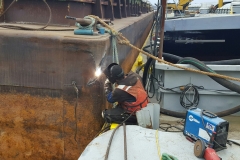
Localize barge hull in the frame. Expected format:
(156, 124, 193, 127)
(0, 11, 153, 160)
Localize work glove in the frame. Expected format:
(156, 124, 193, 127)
(104, 79, 113, 95)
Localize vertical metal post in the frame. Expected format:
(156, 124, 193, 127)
(158, 0, 166, 59)
(218, 0, 223, 8)
(115, 0, 122, 18)
(93, 0, 103, 18)
(121, 0, 127, 17)
(107, 0, 115, 20)
(126, 0, 130, 16)
(0, 0, 4, 15)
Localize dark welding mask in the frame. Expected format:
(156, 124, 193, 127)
(103, 63, 124, 83)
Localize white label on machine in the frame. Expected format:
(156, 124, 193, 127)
(206, 122, 215, 132)
(198, 128, 210, 141)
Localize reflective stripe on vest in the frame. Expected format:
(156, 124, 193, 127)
(117, 80, 148, 113)
(117, 85, 132, 91)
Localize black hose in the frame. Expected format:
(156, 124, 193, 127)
(143, 45, 240, 65)
(142, 57, 154, 88)
(159, 57, 240, 118)
(142, 56, 240, 118)
(204, 59, 240, 65)
(178, 57, 240, 94)
(161, 105, 240, 118)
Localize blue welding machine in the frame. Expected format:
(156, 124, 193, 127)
(183, 108, 229, 151)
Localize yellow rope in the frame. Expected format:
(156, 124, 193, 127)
(155, 130, 161, 160)
(89, 15, 240, 83)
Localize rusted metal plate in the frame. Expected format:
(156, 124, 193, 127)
(0, 12, 153, 159)
(2, 0, 150, 25)
(0, 28, 111, 159)
(0, 89, 104, 159)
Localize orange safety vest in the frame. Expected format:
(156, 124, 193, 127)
(117, 79, 148, 113)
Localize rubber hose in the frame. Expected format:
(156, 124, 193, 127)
(178, 57, 240, 94)
(143, 45, 182, 63)
(142, 57, 240, 118)
(204, 59, 240, 65)
(142, 57, 154, 88)
(143, 45, 240, 65)
(161, 105, 240, 118)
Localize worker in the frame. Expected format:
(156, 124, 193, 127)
(102, 63, 149, 125)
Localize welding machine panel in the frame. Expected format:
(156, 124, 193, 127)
(183, 108, 229, 151)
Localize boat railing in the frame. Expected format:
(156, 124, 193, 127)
(215, 8, 231, 14)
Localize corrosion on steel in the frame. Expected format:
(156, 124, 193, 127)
(0, 0, 153, 159)
(3, 0, 151, 26)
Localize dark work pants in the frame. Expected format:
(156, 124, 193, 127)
(103, 106, 137, 125)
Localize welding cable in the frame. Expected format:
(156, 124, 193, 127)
(121, 108, 138, 124)
(142, 57, 153, 90)
(227, 139, 240, 146)
(179, 84, 200, 109)
(159, 123, 183, 132)
(150, 3, 162, 56)
(94, 123, 111, 138)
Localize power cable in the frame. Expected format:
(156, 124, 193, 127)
(159, 123, 183, 132)
(180, 84, 200, 109)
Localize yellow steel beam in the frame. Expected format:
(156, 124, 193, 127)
(219, 0, 223, 8)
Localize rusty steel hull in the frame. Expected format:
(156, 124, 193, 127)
(3, 0, 151, 26)
(0, 12, 154, 159)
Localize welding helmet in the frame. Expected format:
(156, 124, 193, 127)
(103, 63, 124, 83)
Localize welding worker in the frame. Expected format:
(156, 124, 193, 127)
(102, 63, 148, 125)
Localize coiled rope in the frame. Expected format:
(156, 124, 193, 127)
(89, 15, 240, 83)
